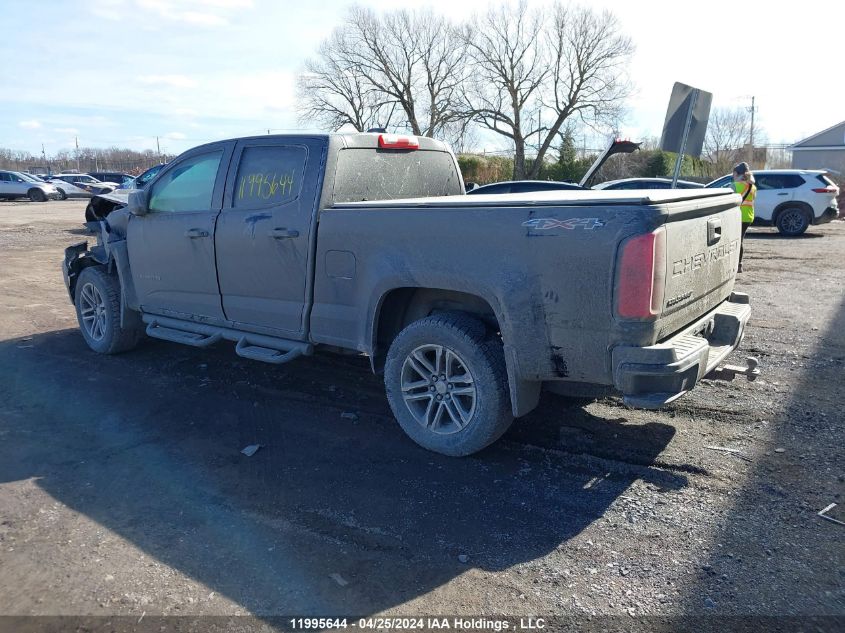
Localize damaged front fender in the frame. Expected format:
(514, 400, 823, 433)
(62, 215, 139, 328)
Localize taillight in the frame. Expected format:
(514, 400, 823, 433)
(812, 187, 837, 193)
(378, 134, 419, 150)
(616, 227, 666, 319)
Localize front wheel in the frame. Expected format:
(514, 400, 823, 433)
(384, 313, 513, 456)
(74, 266, 141, 354)
(57, 188, 68, 200)
(28, 188, 47, 202)
(776, 207, 810, 236)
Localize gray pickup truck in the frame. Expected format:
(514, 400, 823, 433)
(63, 132, 756, 456)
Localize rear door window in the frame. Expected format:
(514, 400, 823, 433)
(232, 145, 306, 209)
(757, 174, 805, 190)
(333, 149, 461, 203)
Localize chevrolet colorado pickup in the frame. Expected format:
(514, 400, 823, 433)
(63, 132, 756, 456)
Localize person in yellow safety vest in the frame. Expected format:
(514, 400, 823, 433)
(732, 162, 756, 273)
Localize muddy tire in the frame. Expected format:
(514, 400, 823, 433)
(28, 188, 47, 202)
(776, 207, 810, 236)
(74, 266, 141, 355)
(384, 313, 513, 456)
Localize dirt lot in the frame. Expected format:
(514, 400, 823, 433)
(0, 200, 842, 626)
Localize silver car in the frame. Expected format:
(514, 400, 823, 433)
(48, 173, 118, 199)
(0, 170, 60, 201)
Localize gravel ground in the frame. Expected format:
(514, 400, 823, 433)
(0, 200, 842, 627)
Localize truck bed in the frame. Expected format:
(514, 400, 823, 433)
(331, 188, 738, 209)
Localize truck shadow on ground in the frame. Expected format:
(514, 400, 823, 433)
(677, 295, 845, 615)
(0, 329, 684, 615)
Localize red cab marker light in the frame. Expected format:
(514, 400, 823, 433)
(378, 134, 419, 150)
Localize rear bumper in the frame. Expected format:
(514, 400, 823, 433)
(813, 206, 839, 225)
(612, 292, 752, 408)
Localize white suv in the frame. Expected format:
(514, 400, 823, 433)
(706, 169, 840, 236)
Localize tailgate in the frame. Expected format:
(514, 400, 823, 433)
(654, 192, 742, 340)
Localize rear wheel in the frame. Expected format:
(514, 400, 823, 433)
(385, 313, 513, 456)
(776, 207, 810, 236)
(74, 266, 142, 354)
(28, 188, 47, 202)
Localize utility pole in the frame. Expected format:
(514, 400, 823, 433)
(75, 136, 80, 172)
(42, 143, 52, 176)
(747, 96, 757, 166)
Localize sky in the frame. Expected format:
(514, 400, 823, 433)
(2, 0, 843, 157)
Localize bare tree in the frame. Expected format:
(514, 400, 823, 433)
(537, 5, 633, 176)
(298, 30, 398, 132)
(460, 2, 548, 179)
(298, 6, 468, 137)
(462, 1, 633, 179)
(703, 107, 752, 175)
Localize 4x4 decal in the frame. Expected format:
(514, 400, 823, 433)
(522, 217, 606, 230)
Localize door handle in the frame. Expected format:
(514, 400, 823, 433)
(777, 192, 788, 196)
(269, 228, 299, 239)
(184, 228, 209, 238)
(707, 217, 722, 246)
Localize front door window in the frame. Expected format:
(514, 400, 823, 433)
(149, 151, 223, 213)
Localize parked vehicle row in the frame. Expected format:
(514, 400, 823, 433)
(0, 168, 166, 204)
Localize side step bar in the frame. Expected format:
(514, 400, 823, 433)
(146, 321, 222, 348)
(235, 338, 305, 365)
(143, 315, 312, 365)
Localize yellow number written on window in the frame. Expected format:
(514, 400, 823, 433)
(238, 171, 296, 201)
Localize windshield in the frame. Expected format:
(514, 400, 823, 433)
(16, 172, 42, 183)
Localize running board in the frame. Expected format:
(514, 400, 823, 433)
(235, 338, 305, 365)
(141, 315, 312, 364)
(146, 321, 222, 348)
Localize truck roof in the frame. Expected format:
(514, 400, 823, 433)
(185, 132, 452, 153)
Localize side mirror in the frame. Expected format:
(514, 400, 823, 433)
(127, 190, 149, 216)
(465, 181, 479, 192)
